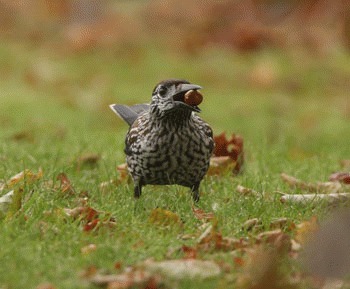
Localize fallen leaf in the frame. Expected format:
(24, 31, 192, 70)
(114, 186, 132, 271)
(88, 220, 116, 232)
(207, 156, 235, 175)
(0, 190, 14, 215)
(90, 270, 161, 289)
(192, 206, 214, 221)
(56, 172, 75, 195)
(83, 219, 100, 232)
(256, 229, 291, 250)
(181, 245, 197, 259)
(6, 188, 24, 218)
(6, 169, 43, 189)
(64, 206, 99, 222)
(207, 156, 234, 175)
(145, 259, 221, 280)
(117, 163, 130, 182)
(197, 224, 213, 244)
(280, 193, 350, 205)
(242, 218, 260, 231)
(114, 262, 122, 270)
(329, 172, 350, 184)
(236, 185, 258, 196)
(213, 132, 244, 174)
(234, 256, 245, 267)
(197, 224, 247, 252)
(270, 218, 294, 230)
(63, 205, 118, 232)
(178, 233, 196, 240)
(280, 173, 344, 193)
(149, 208, 181, 227)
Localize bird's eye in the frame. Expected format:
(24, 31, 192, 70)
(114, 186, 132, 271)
(158, 86, 167, 97)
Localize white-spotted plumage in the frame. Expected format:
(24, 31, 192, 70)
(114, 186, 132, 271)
(110, 79, 214, 202)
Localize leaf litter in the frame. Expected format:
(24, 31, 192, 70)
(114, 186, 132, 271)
(0, 169, 43, 218)
(1, 139, 346, 288)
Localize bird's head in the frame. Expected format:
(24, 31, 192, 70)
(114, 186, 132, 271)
(150, 79, 202, 117)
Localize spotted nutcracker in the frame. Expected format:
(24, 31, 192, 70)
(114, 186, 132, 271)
(110, 79, 214, 202)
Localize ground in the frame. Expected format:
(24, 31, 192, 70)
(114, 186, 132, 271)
(0, 40, 350, 288)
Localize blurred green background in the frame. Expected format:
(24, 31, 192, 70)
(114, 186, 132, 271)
(0, 0, 349, 172)
(0, 1, 350, 288)
(0, 0, 350, 142)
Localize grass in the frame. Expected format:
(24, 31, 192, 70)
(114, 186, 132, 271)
(0, 39, 350, 288)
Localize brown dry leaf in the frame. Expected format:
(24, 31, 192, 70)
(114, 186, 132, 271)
(145, 259, 221, 280)
(213, 132, 244, 174)
(207, 156, 236, 176)
(1, 169, 42, 217)
(87, 220, 116, 233)
(181, 245, 197, 259)
(242, 218, 260, 231)
(280, 193, 350, 205)
(329, 172, 350, 184)
(63, 205, 117, 232)
(270, 218, 295, 231)
(56, 172, 75, 195)
(234, 256, 245, 267)
(280, 173, 344, 193)
(192, 206, 214, 221)
(64, 206, 99, 222)
(114, 262, 122, 271)
(197, 225, 248, 252)
(207, 156, 234, 175)
(6, 169, 43, 189)
(149, 208, 181, 227)
(236, 185, 258, 196)
(256, 230, 291, 251)
(83, 218, 116, 233)
(83, 219, 100, 232)
(90, 270, 161, 289)
(116, 163, 130, 183)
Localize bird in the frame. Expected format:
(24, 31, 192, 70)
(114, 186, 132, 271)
(109, 79, 214, 202)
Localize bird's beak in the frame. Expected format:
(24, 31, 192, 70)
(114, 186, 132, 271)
(172, 83, 202, 113)
(176, 83, 202, 93)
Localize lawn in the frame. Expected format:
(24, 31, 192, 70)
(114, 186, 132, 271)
(0, 40, 350, 288)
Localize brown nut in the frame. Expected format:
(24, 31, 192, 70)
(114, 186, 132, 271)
(184, 90, 203, 106)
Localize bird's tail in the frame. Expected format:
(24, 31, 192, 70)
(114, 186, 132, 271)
(109, 104, 150, 126)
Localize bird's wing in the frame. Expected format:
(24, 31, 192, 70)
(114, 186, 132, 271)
(109, 103, 150, 126)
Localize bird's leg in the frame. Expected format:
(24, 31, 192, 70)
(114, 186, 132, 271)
(134, 178, 143, 199)
(191, 182, 200, 202)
